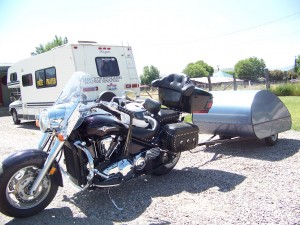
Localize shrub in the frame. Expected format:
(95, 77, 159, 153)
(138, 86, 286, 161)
(270, 83, 300, 96)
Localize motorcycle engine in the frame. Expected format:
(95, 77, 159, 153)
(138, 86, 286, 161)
(101, 147, 161, 180)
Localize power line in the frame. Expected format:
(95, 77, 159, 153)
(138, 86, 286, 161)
(151, 10, 300, 46)
(194, 10, 300, 42)
(244, 29, 300, 44)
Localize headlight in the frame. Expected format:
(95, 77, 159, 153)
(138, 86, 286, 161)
(39, 107, 66, 133)
(39, 110, 50, 132)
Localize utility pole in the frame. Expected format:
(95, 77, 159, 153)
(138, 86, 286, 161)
(264, 68, 270, 90)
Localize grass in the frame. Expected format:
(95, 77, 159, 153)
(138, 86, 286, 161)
(279, 96, 300, 131)
(270, 83, 300, 96)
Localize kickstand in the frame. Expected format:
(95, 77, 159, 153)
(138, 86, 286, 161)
(107, 188, 124, 211)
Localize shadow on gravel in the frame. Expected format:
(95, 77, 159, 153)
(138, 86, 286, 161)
(16, 121, 39, 130)
(202, 137, 300, 162)
(5, 167, 246, 225)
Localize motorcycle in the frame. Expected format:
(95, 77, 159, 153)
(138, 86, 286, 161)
(0, 72, 213, 218)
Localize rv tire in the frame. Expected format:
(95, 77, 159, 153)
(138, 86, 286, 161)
(96, 92, 116, 103)
(12, 109, 20, 125)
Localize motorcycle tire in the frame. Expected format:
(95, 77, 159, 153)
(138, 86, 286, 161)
(0, 160, 58, 218)
(152, 152, 181, 176)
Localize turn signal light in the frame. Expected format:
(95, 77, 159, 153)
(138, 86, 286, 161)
(57, 133, 65, 142)
(49, 167, 57, 175)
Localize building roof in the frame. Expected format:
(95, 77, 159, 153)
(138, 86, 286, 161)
(192, 76, 243, 84)
(213, 71, 233, 78)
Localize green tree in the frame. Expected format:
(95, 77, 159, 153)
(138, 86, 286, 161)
(269, 70, 285, 82)
(183, 60, 214, 78)
(234, 57, 266, 82)
(31, 35, 68, 55)
(140, 65, 160, 85)
(287, 71, 298, 79)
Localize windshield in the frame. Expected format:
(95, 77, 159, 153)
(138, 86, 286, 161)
(58, 72, 100, 131)
(38, 72, 102, 134)
(56, 72, 97, 105)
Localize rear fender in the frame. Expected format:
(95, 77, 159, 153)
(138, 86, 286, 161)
(2, 149, 63, 187)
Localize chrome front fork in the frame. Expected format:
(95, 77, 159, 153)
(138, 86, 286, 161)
(38, 133, 51, 150)
(29, 138, 64, 195)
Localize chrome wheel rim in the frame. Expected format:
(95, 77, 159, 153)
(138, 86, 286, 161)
(5, 166, 51, 209)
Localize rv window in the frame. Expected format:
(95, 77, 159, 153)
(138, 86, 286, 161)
(96, 57, 120, 77)
(10, 73, 17, 82)
(22, 74, 33, 87)
(35, 67, 57, 88)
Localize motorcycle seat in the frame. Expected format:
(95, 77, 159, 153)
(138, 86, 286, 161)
(155, 108, 180, 125)
(132, 116, 160, 142)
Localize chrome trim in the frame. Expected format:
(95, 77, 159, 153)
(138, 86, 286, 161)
(37, 133, 51, 150)
(74, 141, 95, 190)
(93, 183, 120, 188)
(94, 169, 110, 179)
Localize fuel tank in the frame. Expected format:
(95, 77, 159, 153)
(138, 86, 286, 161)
(77, 113, 128, 138)
(193, 90, 292, 139)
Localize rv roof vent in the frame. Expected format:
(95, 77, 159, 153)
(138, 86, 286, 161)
(78, 41, 97, 44)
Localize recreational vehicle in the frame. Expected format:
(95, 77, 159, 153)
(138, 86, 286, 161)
(7, 42, 140, 124)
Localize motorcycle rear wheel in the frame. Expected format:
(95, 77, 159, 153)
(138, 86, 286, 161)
(152, 152, 181, 176)
(0, 161, 58, 218)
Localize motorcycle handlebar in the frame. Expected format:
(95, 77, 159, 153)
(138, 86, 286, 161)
(97, 101, 135, 118)
(116, 105, 135, 117)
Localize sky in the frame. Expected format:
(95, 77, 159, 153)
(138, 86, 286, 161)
(0, 0, 300, 75)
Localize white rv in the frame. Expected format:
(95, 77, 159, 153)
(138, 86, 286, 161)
(7, 42, 140, 124)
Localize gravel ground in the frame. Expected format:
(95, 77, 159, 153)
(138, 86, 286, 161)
(0, 115, 300, 225)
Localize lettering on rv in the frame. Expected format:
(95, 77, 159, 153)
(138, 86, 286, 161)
(46, 78, 57, 85)
(83, 76, 123, 84)
(36, 78, 57, 87)
(36, 80, 44, 87)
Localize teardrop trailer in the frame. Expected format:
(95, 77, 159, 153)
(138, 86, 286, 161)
(192, 90, 292, 147)
(148, 74, 291, 148)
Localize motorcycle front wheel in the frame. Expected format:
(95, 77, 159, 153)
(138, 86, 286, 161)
(152, 152, 181, 176)
(0, 161, 58, 218)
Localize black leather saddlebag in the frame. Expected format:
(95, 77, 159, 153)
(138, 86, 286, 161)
(161, 122, 199, 152)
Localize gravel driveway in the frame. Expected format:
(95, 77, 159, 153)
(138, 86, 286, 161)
(0, 115, 299, 225)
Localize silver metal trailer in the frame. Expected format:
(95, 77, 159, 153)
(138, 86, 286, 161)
(193, 90, 292, 146)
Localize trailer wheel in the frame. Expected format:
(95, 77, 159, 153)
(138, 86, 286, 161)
(12, 109, 20, 125)
(264, 134, 278, 146)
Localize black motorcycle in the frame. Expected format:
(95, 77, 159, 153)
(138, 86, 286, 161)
(0, 72, 213, 218)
